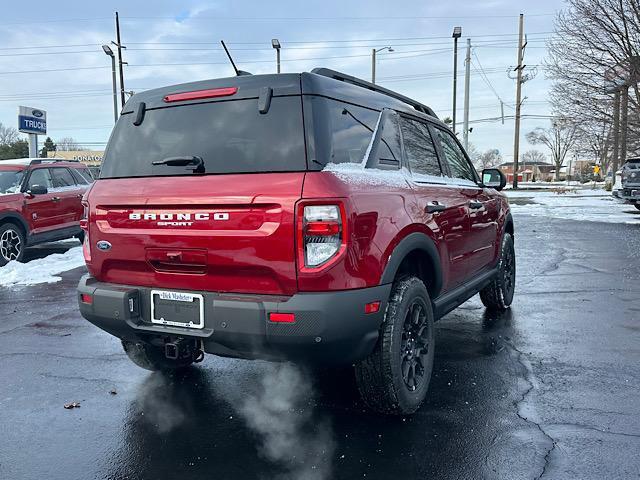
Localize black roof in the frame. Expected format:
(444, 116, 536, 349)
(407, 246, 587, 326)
(122, 69, 444, 127)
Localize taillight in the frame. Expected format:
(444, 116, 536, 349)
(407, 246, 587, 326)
(297, 203, 347, 270)
(81, 200, 91, 262)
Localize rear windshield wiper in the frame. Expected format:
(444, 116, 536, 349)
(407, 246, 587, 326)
(152, 156, 205, 173)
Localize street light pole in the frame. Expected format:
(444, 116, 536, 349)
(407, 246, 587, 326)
(102, 45, 118, 124)
(452, 27, 462, 133)
(271, 39, 281, 73)
(371, 46, 393, 84)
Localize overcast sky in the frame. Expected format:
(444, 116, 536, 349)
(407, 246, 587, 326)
(0, 0, 564, 161)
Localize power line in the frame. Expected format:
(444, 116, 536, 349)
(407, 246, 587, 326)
(119, 13, 556, 21)
(0, 33, 551, 52)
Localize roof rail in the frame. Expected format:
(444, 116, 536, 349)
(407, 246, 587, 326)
(310, 68, 437, 118)
(30, 158, 79, 165)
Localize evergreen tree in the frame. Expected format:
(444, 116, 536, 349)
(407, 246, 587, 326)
(40, 137, 57, 158)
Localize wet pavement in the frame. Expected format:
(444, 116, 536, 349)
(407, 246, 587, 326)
(1, 215, 639, 480)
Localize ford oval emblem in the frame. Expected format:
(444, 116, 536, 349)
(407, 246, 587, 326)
(32, 109, 44, 118)
(96, 240, 112, 251)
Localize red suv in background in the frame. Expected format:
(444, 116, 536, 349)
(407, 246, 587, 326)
(0, 158, 93, 266)
(78, 69, 515, 415)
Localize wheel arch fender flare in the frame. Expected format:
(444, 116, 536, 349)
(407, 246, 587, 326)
(379, 232, 443, 296)
(504, 211, 514, 237)
(0, 212, 29, 237)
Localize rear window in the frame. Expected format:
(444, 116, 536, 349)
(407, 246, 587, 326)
(100, 97, 306, 178)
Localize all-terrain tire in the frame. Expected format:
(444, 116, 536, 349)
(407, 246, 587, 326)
(480, 233, 516, 310)
(355, 276, 435, 415)
(122, 340, 195, 371)
(0, 223, 25, 267)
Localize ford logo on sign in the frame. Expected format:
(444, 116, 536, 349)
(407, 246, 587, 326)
(32, 109, 44, 118)
(96, 241, 112, 251)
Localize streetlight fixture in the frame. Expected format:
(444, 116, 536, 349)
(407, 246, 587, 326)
(451, 26, 462, 133)
(371, 46, 394, 84)
(102, 45, 118, 124)
(272, 38, 281, 73)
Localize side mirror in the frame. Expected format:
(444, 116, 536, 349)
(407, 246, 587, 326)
(482, 169, 506, 191)
(28, 184, 48, 195)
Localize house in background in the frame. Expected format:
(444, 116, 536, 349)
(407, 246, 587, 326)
(498, 161, 554, 182)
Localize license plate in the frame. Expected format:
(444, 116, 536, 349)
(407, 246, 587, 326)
(150, 290, 205, 329)
(632, 190, 639, 197)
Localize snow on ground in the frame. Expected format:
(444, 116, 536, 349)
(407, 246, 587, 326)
(506, 188, 640, 225)
(0, 246, 85, 288)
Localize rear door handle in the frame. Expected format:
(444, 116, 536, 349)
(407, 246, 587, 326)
(425, 201, 447, 213)
(469, 201, 483, 209)
(51, 197, 61, 202)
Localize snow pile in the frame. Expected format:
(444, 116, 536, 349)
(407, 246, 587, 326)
(323, 162, 409, 187)
(0, 246, 85, 287)
(507, 189, 640, 224)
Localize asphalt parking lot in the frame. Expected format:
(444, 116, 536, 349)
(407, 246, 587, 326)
(1, 213, 639, 480)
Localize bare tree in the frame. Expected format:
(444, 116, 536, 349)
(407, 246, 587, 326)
(546, 0, 640, 170)
(521, 149, 547, 164)
(466, 142, 480, 166)
(476, 149, 502, 169)
(56, 137, 82, 151)
(0, 123, 20, 146)
(526, 119, 579, 181)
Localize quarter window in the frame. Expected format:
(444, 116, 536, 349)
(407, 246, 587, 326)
(400, 117, 443, 177)
(310, 98, 380, 165)
(434, 128, 477, 183)
(70, 168, 92, 184)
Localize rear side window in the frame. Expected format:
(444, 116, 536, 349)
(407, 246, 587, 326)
(51, 167, 76, 188)
(433, 128, 478, 184)
(400, 117, 443, 177)
(27, 168, 53, 189)
(101, 97, 306, 178)
(309, 98, 380, 165)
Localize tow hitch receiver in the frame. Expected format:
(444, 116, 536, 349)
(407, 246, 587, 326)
(165, 338, 201, 361)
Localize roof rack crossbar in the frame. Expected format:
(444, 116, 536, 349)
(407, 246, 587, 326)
(310, 68, 437, 118)
(30, 158, 79, 165)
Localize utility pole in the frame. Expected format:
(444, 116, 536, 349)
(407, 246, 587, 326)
(512, 13, 525, 189)
(462, 38, 471, 150)
(452, 27, 462, 133)
(114, 12, 126, 108)
(611, 90, 621, 176)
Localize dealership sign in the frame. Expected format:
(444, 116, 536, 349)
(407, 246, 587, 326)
(18, 106, 47, 135)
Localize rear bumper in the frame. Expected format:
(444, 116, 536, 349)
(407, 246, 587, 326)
(77, 274, 390, 365)
(618, 187, 640, 202)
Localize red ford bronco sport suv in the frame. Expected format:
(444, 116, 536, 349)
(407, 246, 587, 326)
(78, 69, 514, 414)
(0, 158, 93, 266)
